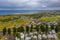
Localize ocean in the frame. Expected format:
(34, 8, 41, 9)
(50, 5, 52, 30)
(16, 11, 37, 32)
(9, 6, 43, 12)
(0, 10, 59, 15)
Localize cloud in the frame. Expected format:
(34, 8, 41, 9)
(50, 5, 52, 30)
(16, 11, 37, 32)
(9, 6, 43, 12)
(0, 0, 60, 10)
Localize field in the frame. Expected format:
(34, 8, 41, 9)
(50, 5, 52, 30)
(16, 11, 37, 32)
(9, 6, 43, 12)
(0, 16, 60, 30)
(0, 11, 60, 30)
(0, 16, 31, 30)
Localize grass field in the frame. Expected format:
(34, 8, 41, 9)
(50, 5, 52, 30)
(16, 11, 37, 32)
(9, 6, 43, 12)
(0, 15, 60, 30)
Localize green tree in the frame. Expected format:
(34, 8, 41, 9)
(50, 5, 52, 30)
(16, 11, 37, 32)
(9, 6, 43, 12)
(45, 24, 49, 33)
(17, 26, 24, 32)
(40, 24, 45, 32)
(13, 27, 17, 34)
(17, 27, 21, 32)
(20, 26, 24, 32)
(51, 24, 55, 30)
(3, 27, 7, 35)
(35, 25, 39, 32)
(8, 28, 11, 34)
(55, 26, 59, 33)
(26, 26, 29, 33)
(30, 25, 33, 32)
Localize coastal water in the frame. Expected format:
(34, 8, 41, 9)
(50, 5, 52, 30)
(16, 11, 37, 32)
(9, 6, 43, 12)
(0, 10, 59, 15)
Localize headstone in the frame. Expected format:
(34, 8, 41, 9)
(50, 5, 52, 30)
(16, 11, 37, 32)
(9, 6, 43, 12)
(52, 34, 57, 40)
(33, 35, 37, 40)
(29, 32, 33, 35)
(20, 33, 24, 40)
(25, 36, 31, 40)
(38, 34, 42, 40)
(15, 37, 20, 40)
(52, 30, 56, 34)
(42, 34, 47, 40)
(47, 34, 51, 40)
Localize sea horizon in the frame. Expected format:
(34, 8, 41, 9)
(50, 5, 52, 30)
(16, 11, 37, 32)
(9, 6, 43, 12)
(0, 10, 60, 15)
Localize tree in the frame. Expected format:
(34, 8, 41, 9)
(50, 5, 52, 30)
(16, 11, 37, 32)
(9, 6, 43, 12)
(20, 26, 24, 32)
(51, 24, 55, 30)
(30, 25, 33, 32)
(17, 27, 21, 32)
(3, 27, 7, 35)
(17, 26, 24, 32)
(35, 25, 39, 32)
(18, 26, 24, 32)
(55, 26, 59, 33)
(40, 24, 45, 32)
(26, 26, 29, 33)
(13, 27, 17, 34)
(8, 28, 11, 34)
(58, 24, 60, 32)
(45, 24, 49, 33)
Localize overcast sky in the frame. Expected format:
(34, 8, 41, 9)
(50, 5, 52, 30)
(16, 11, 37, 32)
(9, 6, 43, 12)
(0, 0, 60, 10)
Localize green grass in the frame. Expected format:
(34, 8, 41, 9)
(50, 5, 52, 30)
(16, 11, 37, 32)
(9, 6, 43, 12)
(0, 17, 30, 30)
(0, 14, 60, 30)
(40, 16, 60, 21)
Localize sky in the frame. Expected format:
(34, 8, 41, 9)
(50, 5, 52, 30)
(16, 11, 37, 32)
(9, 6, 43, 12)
(0, 0, 60, 10)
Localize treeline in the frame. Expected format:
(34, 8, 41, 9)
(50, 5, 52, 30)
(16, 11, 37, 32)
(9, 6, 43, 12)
(3, 23, 60, 35)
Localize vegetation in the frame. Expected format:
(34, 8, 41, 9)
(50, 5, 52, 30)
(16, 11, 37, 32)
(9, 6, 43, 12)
(7, 28, 11, 34)
(17, 26, 24, 32)
(1, 11, 60, 40)
(26, 26, 29, 33)
(0, 11, 60, 30)
(13, 27, 17, 34)
(3, 27, 7, 35)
